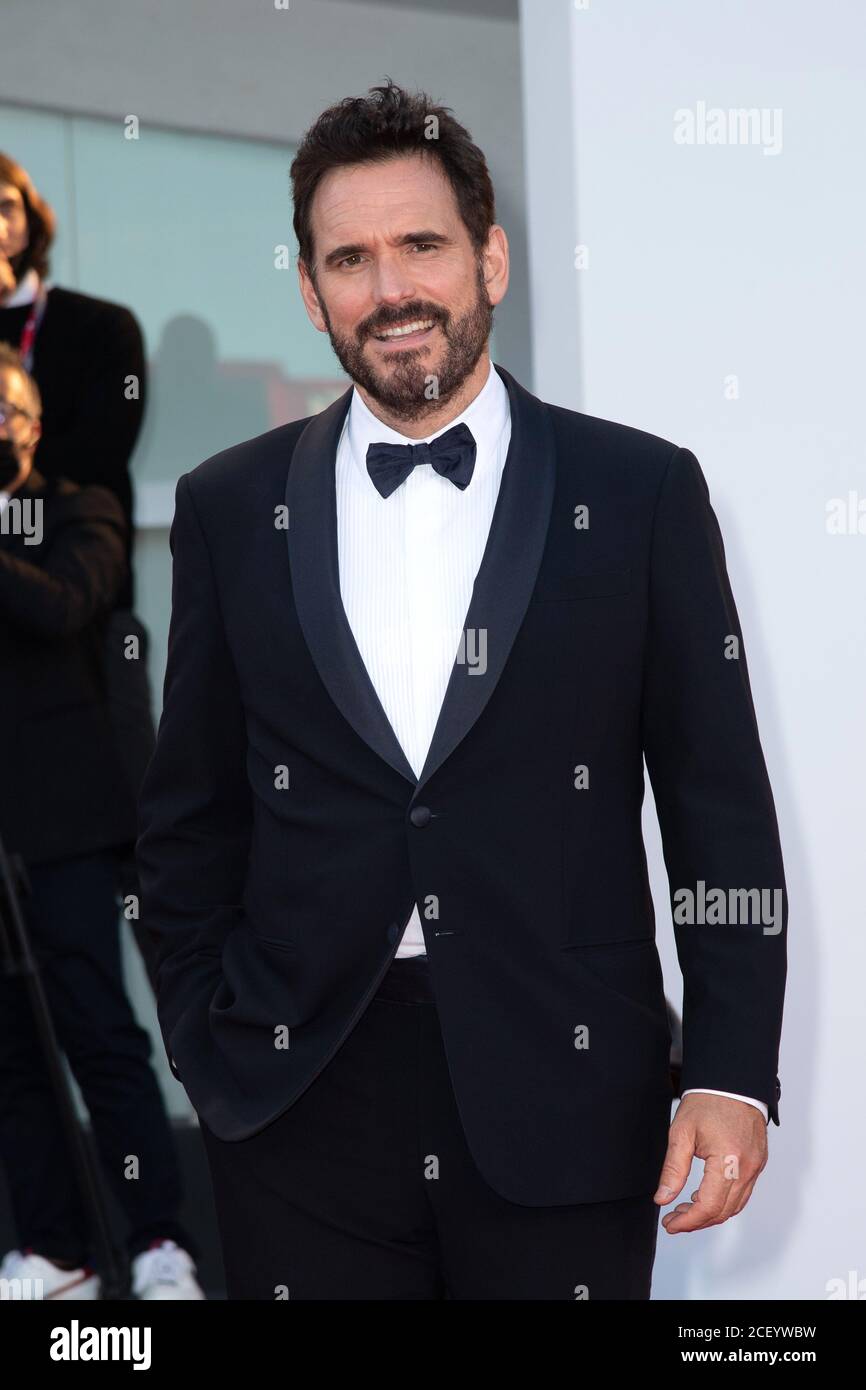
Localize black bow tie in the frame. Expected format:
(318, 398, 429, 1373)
(365, 422, 477, 499)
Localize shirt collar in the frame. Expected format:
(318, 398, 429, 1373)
(346, 357, 509, 491)
(2, 268, 42, 308)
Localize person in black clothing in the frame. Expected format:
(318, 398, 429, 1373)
(0, 341, 204, 1293)
(0, 151, 157, 910)
(0, 152, 144, 606)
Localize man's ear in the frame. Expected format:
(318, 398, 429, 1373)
(481, 225, 509, 308)
(297, 260, 327, 333)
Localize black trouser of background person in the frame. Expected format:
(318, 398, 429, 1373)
(200, 954, 660, 1301)
(0, 846, 197, 1268)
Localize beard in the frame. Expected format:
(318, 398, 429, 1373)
(316, 260, 494, 424)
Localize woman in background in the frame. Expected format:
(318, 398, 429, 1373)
(0, 151, 157, 905)
(0, 152, 144, 596)
(0, 152, 202, 1299)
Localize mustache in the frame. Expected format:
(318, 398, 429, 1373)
(361, 306, 446, 339)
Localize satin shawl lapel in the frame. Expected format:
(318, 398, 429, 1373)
(285, 363, 556, 793)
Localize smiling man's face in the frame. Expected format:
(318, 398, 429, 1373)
(298, 153, 508, 427)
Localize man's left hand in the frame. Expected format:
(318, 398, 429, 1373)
(654, 1093, 768, 1233)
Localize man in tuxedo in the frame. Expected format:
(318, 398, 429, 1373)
(136, 81, 787, 1301)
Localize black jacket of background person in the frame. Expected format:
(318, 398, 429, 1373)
(0, 467, 138, 866)
(0, 287, 146, 610)
(135, 363, 787, 1206)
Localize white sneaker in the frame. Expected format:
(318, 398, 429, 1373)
(130, 1239, 205, 1300)
(0, 1247, 101, 1300)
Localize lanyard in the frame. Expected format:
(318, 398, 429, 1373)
(18, 282, 49, 373)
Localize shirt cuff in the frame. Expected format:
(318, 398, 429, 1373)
(680, 1088, 769, 1124)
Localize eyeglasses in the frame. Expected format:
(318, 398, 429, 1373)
(0, 399, 35, 425)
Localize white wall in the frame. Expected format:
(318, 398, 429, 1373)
(521, 0, 866, 1300)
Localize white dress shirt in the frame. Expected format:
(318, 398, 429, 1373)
(332, 358, 768, 1122)
(1, 266, 41, 307)
(335, 357, 511, 955)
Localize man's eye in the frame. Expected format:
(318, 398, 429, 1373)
(339, 245, 436, 268)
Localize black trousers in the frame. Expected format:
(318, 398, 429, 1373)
(200, 954, 660, 1300)
(0, 848, 197, 1267)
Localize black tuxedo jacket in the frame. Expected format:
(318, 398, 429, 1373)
(0, 468, 138, 866)
(135, 363, 787, 1205)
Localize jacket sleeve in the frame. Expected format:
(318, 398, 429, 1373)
(640, 446, 787, 1124)
(135, 471, 253, 1056)
(0, 486, 126, 634)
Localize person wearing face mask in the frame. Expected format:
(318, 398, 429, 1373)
(0, 150, 156, 915)
(0, 345, 204, 1300)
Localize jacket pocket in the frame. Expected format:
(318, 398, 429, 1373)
(564, 938, 672, 1041)
(532, 567, 632, 602)
(561, 934, 655, 952)
(248, 931, 297, 954)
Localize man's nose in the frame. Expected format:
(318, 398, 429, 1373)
(370, 255, 419, 302)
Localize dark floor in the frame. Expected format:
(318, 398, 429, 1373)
(0, 1120, 227, 1300)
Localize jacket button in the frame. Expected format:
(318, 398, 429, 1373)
(409, 805, 432, 827)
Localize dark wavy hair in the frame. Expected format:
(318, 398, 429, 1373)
(0, 151, 57, 282)
(290, 78, 496, 282)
